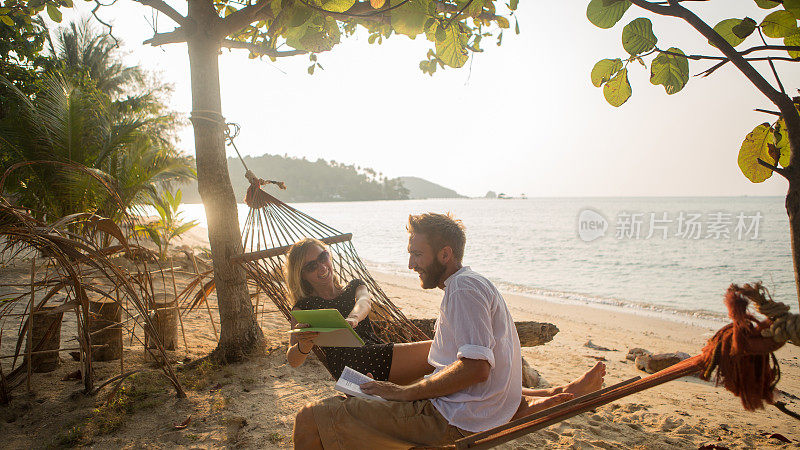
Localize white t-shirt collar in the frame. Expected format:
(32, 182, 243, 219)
(443, 266, 469, 287)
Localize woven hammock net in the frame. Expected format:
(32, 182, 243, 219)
(237, 178, 428, 376)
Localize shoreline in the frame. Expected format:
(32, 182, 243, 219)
(365, 260, 730, 329)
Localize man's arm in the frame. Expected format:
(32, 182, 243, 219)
(360, 357, 490, 401)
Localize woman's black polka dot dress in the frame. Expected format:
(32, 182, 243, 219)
(293, 279, 394, 381)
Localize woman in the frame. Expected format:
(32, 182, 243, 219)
(285, 238, 433, 384)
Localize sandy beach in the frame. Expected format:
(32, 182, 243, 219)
(1, 234, 800, 448)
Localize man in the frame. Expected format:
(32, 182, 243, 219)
(293, 212, 594, 449)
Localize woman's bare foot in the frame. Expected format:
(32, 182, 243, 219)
(563, 361, 606, 397)
(511, 393, 574, 421)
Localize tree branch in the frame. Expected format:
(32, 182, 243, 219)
(132, 0, 187, 26)
(215, 0, 274, 39)
(221, 39, 306, 57)
(661, 0, 784, 104)
(630, 0, 800, 169)
(628, 0, 679, 16)
(755, 108, 782, 116)
(296, 0, 500, 22)
(758, 27, 786, 95)
(698, 56, 799, 78)
(758, 158, 789, 179)
(739, 45, 800, 56)
(144, 29, 187, 46)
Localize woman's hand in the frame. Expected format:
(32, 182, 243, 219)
(293, 322, 319, 353)
(345, 316, 359, 329)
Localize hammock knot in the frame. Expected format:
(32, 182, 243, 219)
(729, 282, 799, 346)
(244, 170, 286, 209)
(699, 283, 784, 411)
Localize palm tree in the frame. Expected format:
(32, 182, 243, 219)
(46, 18, 142, 99)
(0, 18, 193, 223)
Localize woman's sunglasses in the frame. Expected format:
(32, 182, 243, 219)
(302, 250, 330, 274)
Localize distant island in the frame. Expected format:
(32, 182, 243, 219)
(179, 154, 465, 203)
(396, 177, 466, 199)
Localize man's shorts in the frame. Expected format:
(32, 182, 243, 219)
(310, 395, 470, 449)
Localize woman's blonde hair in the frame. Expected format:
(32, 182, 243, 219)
(285, 238, 340, 306)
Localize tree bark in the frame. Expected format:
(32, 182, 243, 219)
(186, 0, 264, 361)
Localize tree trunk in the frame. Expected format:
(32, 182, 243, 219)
(786, 181, 800, 307)
(782, 101, 800, 310)
(186, 0, 264, 361)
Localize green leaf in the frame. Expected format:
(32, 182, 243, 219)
(435, 24, 447, 42)
(775, 119, 792, 167)
(514, 17, 519, 34)
(591, 58, 622, 87)
(288, 6, 312, 27)
(145, 227, 162, 248)
(711, 19, 748, 47)
(761, 10, 797, 38)
(650, 47, 689, 95)
(738, 123, 775, 183)
(621, 17, 657, 55)
(732, 17, 757, 39)
(785, 29, 800, 57)
(785, 0, 800, 19)
(754, 0, 781, 9)
(586, 0, 631, 29)
(495, 16, 510, 28)
(0, 15, 13, 26)
(391, 0, 428, 38)
(435, 24, 469, 68)
(603, 68, 631, 107)
(320, 0, 356, 13)
(509, 0, 518, 11)
(289, 22, 340, 53)
(464, 0, 484, 17)
(171, 222, 199, 240)
(153, 202, 167, 221)
(46, 3, 61, 22)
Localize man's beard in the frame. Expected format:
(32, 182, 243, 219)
(418, 258, 446, 289)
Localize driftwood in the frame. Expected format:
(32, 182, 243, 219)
(410, 319, 559, 347)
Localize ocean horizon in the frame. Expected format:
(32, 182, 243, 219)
(180, 196, 794, 323)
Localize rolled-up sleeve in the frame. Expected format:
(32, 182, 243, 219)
(448, 288, 496, 368)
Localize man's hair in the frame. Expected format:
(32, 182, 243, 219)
(407, 212, 466, 263)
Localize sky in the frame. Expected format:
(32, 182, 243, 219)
(58, 0, 800, 198)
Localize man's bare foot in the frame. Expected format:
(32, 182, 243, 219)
(511, 393, 574, 421)
(563, 361, 606, 397)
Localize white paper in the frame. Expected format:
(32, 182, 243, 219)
(334, 366, 387, 402)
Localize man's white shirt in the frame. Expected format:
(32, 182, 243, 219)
(427, 266, 522, 433)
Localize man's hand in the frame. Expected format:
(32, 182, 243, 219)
(360, 380, 411, 401)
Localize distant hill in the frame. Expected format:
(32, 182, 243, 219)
(397, 176, 465, 199)
(178, 154, 463, 203)
(180, 154, 409, 203)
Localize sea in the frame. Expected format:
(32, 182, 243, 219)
(180, 197, 794, 324)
